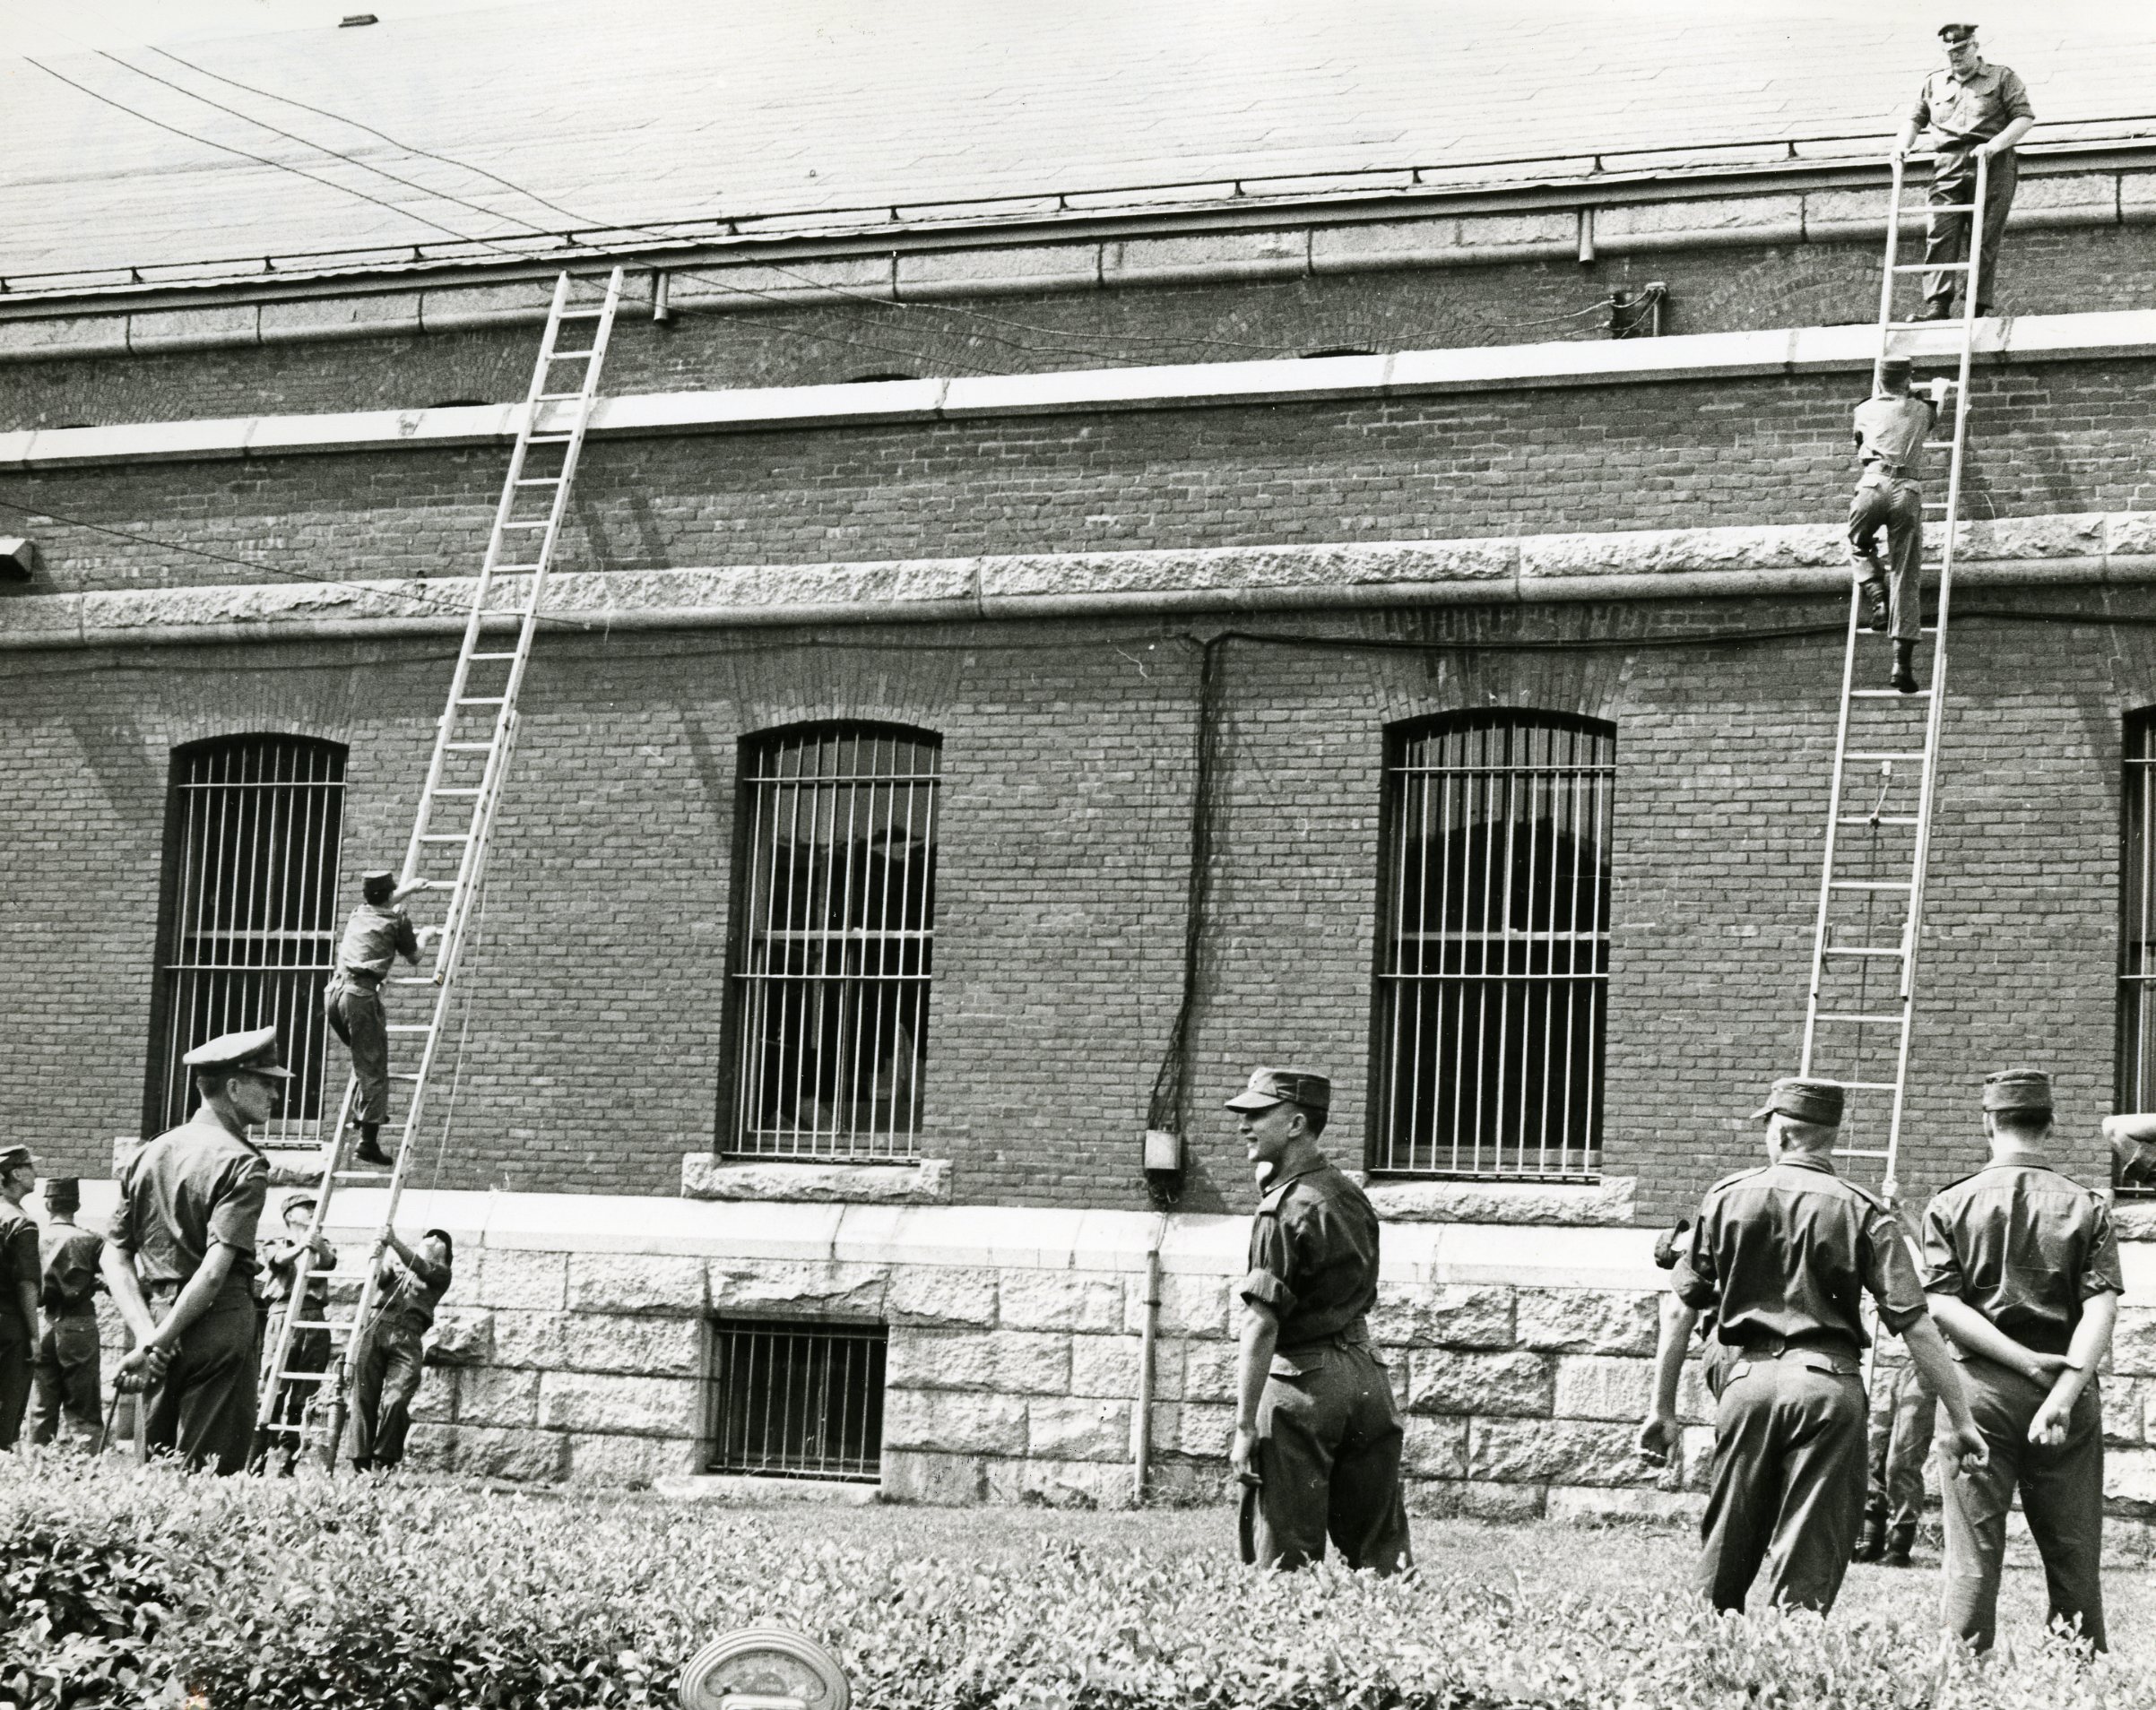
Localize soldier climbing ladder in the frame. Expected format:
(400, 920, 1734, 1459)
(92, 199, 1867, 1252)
(255, 267, 625, 1469)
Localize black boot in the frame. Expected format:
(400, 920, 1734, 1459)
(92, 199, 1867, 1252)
(1916, 298, 1956, 322)
(353, 1122, 393, 1169)
(1859, 578, 1891, 634)
(1890, 640, 1918, 694)
(1883, 1523, 1916, 1567)
(1851, 1512, 1886, 1563)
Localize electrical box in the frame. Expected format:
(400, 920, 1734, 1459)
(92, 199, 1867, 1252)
(1143, 1128, 1182, 1174)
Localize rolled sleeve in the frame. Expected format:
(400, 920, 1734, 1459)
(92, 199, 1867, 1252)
(1671, 1213, 1718, 1312)
(2000, 69, 2034, 124)
(394, 913, 420, 964)
(1917, 1197, 1965, 1296)
(1863, 1206, 1929, 1334)
(206, 1158, 269, 1253)
(1237, 1267, 1295, 1317)
(107, 1170, 139, 1258)
(1239, 1208, 1300, 1318)
(1909, 79, 1934, 130)
(2082, 1199, 2126, 1300)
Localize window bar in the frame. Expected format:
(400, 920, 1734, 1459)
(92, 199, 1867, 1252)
(260, 739, 290, 1136)
(1440, 742, 1466, 1174)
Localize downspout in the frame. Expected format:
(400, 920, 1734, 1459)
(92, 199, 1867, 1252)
(1132, 1213, 1166, 1505)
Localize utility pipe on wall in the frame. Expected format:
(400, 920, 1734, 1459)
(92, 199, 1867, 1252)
(1132, 1214, 1167, 1505)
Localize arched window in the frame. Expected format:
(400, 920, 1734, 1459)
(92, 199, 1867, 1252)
(2118, 710, 2156, 1194)
(144, 735, 347, 1143)
(723, 722, 939, 1160)
(1371, 711, 1615, 1179)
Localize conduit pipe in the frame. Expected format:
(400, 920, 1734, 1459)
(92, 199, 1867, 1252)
(4, 553, 2154, 653)
(1132, 1215, 1168, 1506)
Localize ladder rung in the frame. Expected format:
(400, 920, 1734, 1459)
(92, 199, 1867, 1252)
(1816, 1079, 1900, 1091)
(469, 652, 520, 661)
(288, 1320, 353, 1334)
(533, 392, 586, 402)
(1814, 1012, 1907, 1024)
(420, 833, 474, 842)
(269, 1369, 333, 1382)
(525, 434, 575, 445)
(1892, 262, 1969, 272)
(456, 696, 507, 705)
(1924, 203, 1978, 213)
(332, 1169, 394, 1179)
(1830, 880, 1912, 891)
(445, 742, 497, 751)
(513, 477, 565, 487)
(390, 1072, 424, 1082)
(1849, 688, 1933, 699)
(557, 307, 607, 319)
(1838, 815, 1920, 825)
(548, 349, 597, 360)
(1835, 1146, 1892, 1159)
(1848, 751, 1927, 763)
(430, 787, 483, 797)
(500, 520, 552, 530)
(385, 1023, 434, 1033)
(1822, 946, 1907, 958)
(390, 975, 437, 985)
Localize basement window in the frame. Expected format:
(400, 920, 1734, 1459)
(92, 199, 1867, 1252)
(706, 1318, 888, 1481)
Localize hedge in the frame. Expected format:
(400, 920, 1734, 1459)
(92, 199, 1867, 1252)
(0, 1459, 2143, 1710)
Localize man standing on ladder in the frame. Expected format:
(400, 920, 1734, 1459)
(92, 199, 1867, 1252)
(326, 870, 438, 1168)
(1892, 22, 2034, 322)
(351, 1228, 454, 1472)
(1849, 358, 1953, 695)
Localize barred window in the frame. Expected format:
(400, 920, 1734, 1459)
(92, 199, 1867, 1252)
(707, 1318, 887, 1481)
(725, 723, 939, 1159)
(1372, 711, 1615, 1179)
(2118, 711, 2156, 1195)
(144, 735, 347, 1144)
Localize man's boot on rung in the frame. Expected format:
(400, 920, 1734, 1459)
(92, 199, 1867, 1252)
(1890, 640, 1919, 694)
(354, 1122, 393, 1168)
(1858, 577, 1891, 635)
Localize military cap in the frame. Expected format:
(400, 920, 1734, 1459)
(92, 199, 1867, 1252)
(1750, 1076, 1844, 1126)
(1982, 1068, 2052, 1112)
(43, 1177, 80, 1213)
(183, 1026, 294, 1080)
(1225, 1067, 1332, 1113)
(361, 868, 397, 902)
(1938, 23, 1978, 44)
(281, 1194, 317, 1218)
(1878, 357, 1914, 383)
(1651, 1218, 1693, 1271)
(2106, 1114, 2156, 1188)
(0, 1144, 33, 1175)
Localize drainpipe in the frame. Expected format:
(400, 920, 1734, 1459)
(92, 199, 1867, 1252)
(1132, 1212, 1167, 1505)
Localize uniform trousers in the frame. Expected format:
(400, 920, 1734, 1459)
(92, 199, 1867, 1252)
(0, 1330, 31, 1450)
(1252, 1340, 1412, 1574)
(143, 1290, 259, 1475)
(1924, 147, 2017, 314)
(29, 1314, 103, 1447)
(351, 1322, 427, 1469)
(1848, 476, 1924, 642)
(1696, 1349, 1868, 1613)
(1938, 1355, 2106, 1654)
(1866, 1360, 1937, 1534)
(325, 973, 390, 1126)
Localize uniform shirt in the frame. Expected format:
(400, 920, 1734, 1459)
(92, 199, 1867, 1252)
(39, 1222, 104, 1320)
(375, 1247, 453, 1336)
(335, 902, 420, 981)
(1674, 1155, 1928, 1352)
(1909, 60, 2034, 148)
(1852, 394, 1937, 484)
(0, 1203, 39, 1343)
(1918, 1157, 2124, 1356)
(108, 1113, 268, 1306)
(257, 1235, 336, 1311)
(1239, 1159, 1381, 1349)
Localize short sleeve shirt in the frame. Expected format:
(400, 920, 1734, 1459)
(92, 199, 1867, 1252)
(39, 1224, 105, 1319)
(1674, 1156, 1927, 1351)
(1853, 394, 1937, 482)
(1910, 61, 2034, 148)
(335, 902, 420, 980)
(1239, 1160, 1381, 1348)
(377, 1248, 454, 1334)
(108, 1115, 268, 1305)
(0, 1205, 39, 1342)
(258, 1236, 335, 1310)
(1919, 1160, 2124, 1356)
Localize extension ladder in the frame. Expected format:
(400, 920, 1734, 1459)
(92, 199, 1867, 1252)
(1797, 154, 1988, 1204)
(255, 268, 625, 1469)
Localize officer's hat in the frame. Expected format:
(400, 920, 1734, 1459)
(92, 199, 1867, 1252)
(1981, 1068, 2052, 1113)
(361, 868, 397, 902)
(1750, 1076, 1844, 1126)
(0, 1144, 33, 1176)
(2106, 1114, 2156, 1188)
(44, 1177, 80, 1213)
(182, 1026, 294, 1081)
(1225, 1067, 1332, 1113)
(1938, 22, 1978, 45)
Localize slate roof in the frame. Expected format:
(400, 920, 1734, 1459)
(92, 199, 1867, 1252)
(3, 0, 2152, 289)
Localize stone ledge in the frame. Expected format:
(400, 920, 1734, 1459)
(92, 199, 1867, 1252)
(1368, 1176, 1634, 1226)
(680, 1153, 952, 1204)
(654, 1472, 880, 1505)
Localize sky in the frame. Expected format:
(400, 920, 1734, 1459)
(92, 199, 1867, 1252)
(0, 0, 515, 56)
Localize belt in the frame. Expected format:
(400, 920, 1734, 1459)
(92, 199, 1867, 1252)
(1277, 1319, 1372, 1355)
(333, 969, 385, 990)
(1732, 1330, 1860, 1361)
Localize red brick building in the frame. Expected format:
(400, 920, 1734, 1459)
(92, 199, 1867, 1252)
(3, 4, 2154, 1511)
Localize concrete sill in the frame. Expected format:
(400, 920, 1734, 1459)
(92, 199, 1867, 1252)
(680, 1153, 952, 1205)
(1364, 1174, 1635, 1226)
(654, 1472, 881, 1505)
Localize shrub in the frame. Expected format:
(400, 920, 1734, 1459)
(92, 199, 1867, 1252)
(0, 1460, 2146, 1710)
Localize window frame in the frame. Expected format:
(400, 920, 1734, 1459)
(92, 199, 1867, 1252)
(1366, 708, 1615, 1181)
(2117, 708, 2156, 1195)
(704, 1315, 888, 1483)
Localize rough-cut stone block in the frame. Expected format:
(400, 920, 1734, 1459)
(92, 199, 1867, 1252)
(1402, 1413, 1470, 1479)
(887, 1327, 1070, 1395)
(457, 1425, 569, 1482)
(1678, 1425, 1717, 1494)
(1368, 1283, 1513, 1350)
(1069, 1334, 1140, 1398)
(1149, 1401, 1235, 1460)
(259, 293, 422, 342)
(129, 306, 258, 353)
(2103, 1378, 2146, 1447)
(2109, 1308, 2156, 1377)
(1451, 1480, 1547, 1522)
(1554, 1354, 1658, 1422)
(491, 1310, 570, 1369)
(1515, 1289, 1658, 1356)
(999, 1268, 1125, 1332)
(1452, 211, 1576, 251)
(882, 1387, 1027, 1456)
(459, 1365, 542, 1429)
(1124, 1273, 1228, 1338)
(402, 1421, 455, 1473)
(2124, 172, 2156, 219)
(537, 1372, 700, 1438)
(706, 1260, 888, 1319)
(567, 1252, 706, 1317)
(1367, 1178, 1635, 1226)
(2103, 1446, 2156, 1513)
(888, 1266, 999, 1327)
(1407, 1350, 1554, 1418)
(566, 1432, 696, 1488)
(1028, 1396, 1132, 1462)
(986, 1455, 1136, 1509)
(1106, 229, 1306, 285)
(0, 315, 128, 360)
(1597, 194, 1804, 244)
(1469, 1419, 1660, 1488)
(1547, 1486, 1705, 1525)
(475, 1249, 568, 1312)
(409, 1367, 458, 1425)
(1310, 217, 1462, 272)
(1178, 1341, 1237, 1403)
(681, 1154, 949, 1203)
(426, 1307, 493, 1366)
(898, 243, 1097, 299)
(881, 1449, 990, 1504)
(563, 1315, 705, 1378)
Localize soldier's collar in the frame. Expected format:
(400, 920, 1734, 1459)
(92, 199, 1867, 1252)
(1257, 1157, 1327, 1199)
(1778, 1152, 1839, 1176)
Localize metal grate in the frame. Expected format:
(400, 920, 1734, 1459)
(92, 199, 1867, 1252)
(2118, 712, 2156, 1195)
(706, 1319, 887, 1481)
(1372, 711, 1615, 1179)
(148, 736, 346, 1144)
(727, 724, 939, 1160)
